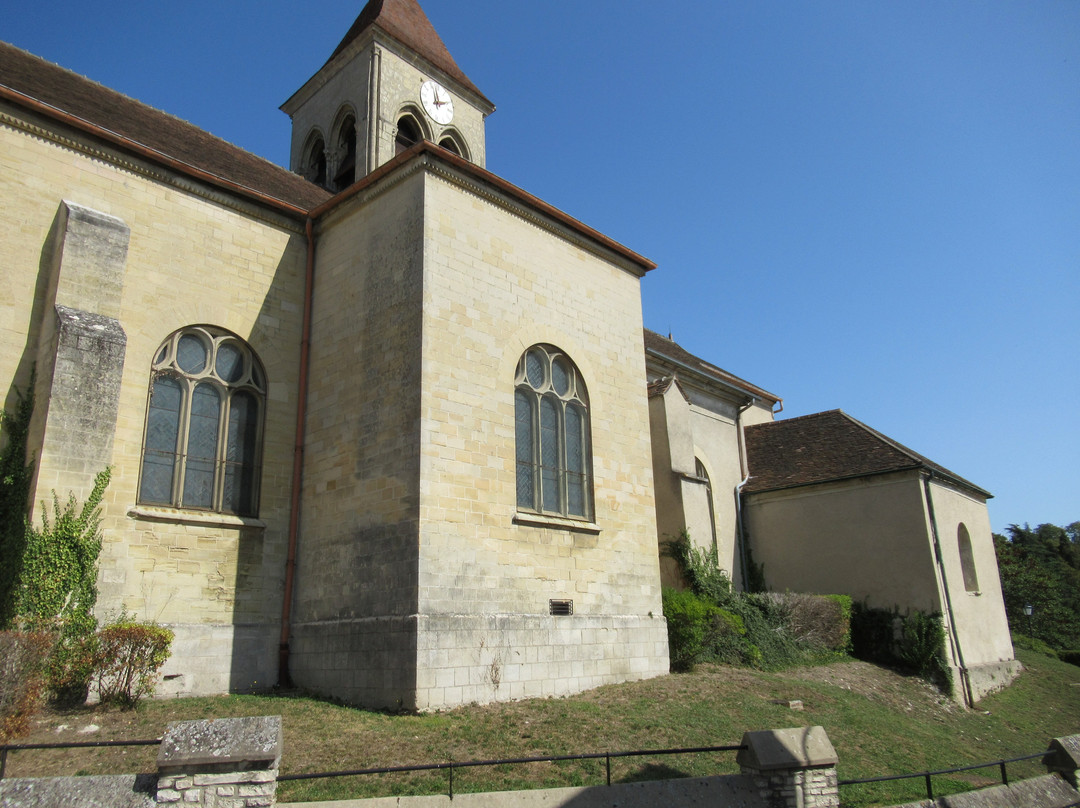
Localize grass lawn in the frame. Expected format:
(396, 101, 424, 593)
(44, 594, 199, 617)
(4, 648, 1079, 806)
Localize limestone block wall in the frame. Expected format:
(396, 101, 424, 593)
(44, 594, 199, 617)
(286, 34, 488, 182)
(413, 168, 668, 707)
(1, 106, 306, 695)
(289, 170, 426, 706)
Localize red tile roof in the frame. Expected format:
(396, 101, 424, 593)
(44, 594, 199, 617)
(0, 41, 331, 214)
(329, 0, 492, 108)
(643, 329, 780, 404)
(742, 409, 990, 498)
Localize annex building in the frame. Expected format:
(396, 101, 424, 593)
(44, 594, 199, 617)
(0, 0, 1018, 709)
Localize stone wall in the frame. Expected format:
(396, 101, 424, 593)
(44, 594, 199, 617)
(1, 105, 306, 697)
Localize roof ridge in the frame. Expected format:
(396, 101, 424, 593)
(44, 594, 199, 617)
(2, 42, 277, 170)
(0, 40, 331, 212)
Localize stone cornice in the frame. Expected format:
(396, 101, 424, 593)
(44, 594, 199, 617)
(0, 101, 308, 235)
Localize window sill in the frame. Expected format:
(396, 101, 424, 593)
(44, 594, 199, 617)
(513, 511, 600, 534)
(127, 505, 266, 530)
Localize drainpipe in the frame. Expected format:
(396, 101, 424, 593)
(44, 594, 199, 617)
(733, 397, 755, 591)
(279, 217, 316, 687)
(923, 470, 974, 707)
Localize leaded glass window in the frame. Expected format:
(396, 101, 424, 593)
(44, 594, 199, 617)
(138, 327, 265, 516)
(514, 345, 592, 519)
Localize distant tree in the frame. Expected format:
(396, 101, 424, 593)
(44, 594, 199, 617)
(994, 522, 1080, 650)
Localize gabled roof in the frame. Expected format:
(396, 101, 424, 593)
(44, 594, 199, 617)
(329, 0, 491, 108)
(742, 409, 991, 498)
(643, 329, 780, 405)
(0, 41, 331, 214)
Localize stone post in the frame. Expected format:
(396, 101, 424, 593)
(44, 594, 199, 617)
(736, 725, 840, 808)
(1044, 734, 1080, 789)
(156, 716, 282, 807)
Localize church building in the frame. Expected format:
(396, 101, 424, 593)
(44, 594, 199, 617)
(0, 0, 1017, 709)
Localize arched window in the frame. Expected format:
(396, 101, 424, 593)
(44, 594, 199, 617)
(958, 523, 979, 592)
(396, 116, 421, 155)
(438, 137, 460, 156)
(139, 327, 265, 516)
(331, 115, 357, 192)
(695, 458, 718, 555)
(515, 345, 591, 519)
(303, 133, 327, 187)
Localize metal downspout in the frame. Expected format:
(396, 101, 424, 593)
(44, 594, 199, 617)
(279, 217, 316, 687)
(734, 397, 754, 591)
(923, 471, 974, 706)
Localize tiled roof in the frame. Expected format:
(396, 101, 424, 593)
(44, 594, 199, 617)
(329, 0, 492, 108)
(0, 41, 331, 214)
(742, 409, 991, 497)
(643, 329, 780, 404)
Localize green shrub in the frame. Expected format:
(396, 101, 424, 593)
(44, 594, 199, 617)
(824, 594, 853, 653)
(661, 531, 731, 605)
(897, 611, 953, 693)
(94, 619, 174, 708)
(0, 628, 53, 741)
(851, 603, 953, 693)
(1058, 650, 1080, 667)
(1012, 633, 1060, 658)
(761, 592, 852, 653)
(662, 587, 715, 672)
(4, 468, 110, 704)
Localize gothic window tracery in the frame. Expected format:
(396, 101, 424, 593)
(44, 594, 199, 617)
(139, 327, 265, 516)
(515, 345, 592, 520)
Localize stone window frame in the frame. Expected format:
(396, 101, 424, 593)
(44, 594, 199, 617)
(394, 106, 430, 155)
(301, 127, 328, 187)
(330, 106, 358, 191)
(137, 326, 266, 518)
(436, 128, 470, 161)
(514, 344, 593, 522)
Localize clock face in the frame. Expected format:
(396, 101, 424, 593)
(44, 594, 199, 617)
(420, 80, 454, 125)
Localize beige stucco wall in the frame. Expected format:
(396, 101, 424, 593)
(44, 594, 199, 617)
(646, 369, 774, 590)
(922, 478, 1016, 674)
(745, 471, 1018, 702)
(743, 471, 942, 611)
(1, 104, 307, 695)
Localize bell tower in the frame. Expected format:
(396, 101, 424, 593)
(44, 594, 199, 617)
(281, 0, 495, 192)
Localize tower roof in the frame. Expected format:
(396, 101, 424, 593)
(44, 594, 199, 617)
(329, 0, 491, 107)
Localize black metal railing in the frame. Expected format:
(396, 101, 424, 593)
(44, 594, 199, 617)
(0, 738, 162, 780)
(278, 743, 747, 799)
(839, 749, 1050, 802)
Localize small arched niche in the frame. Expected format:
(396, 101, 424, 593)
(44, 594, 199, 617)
(958, 523, 980, 593)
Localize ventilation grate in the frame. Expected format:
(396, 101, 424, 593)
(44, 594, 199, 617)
(549, 599, 573, 616)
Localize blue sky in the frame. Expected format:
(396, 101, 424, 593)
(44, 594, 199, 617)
(4, 1, 1078, 533)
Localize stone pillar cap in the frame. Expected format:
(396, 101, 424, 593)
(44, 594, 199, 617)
(1045, 734, 1080, 770)
(737, 726, 838, 771)
(158, 715, 282, 774)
